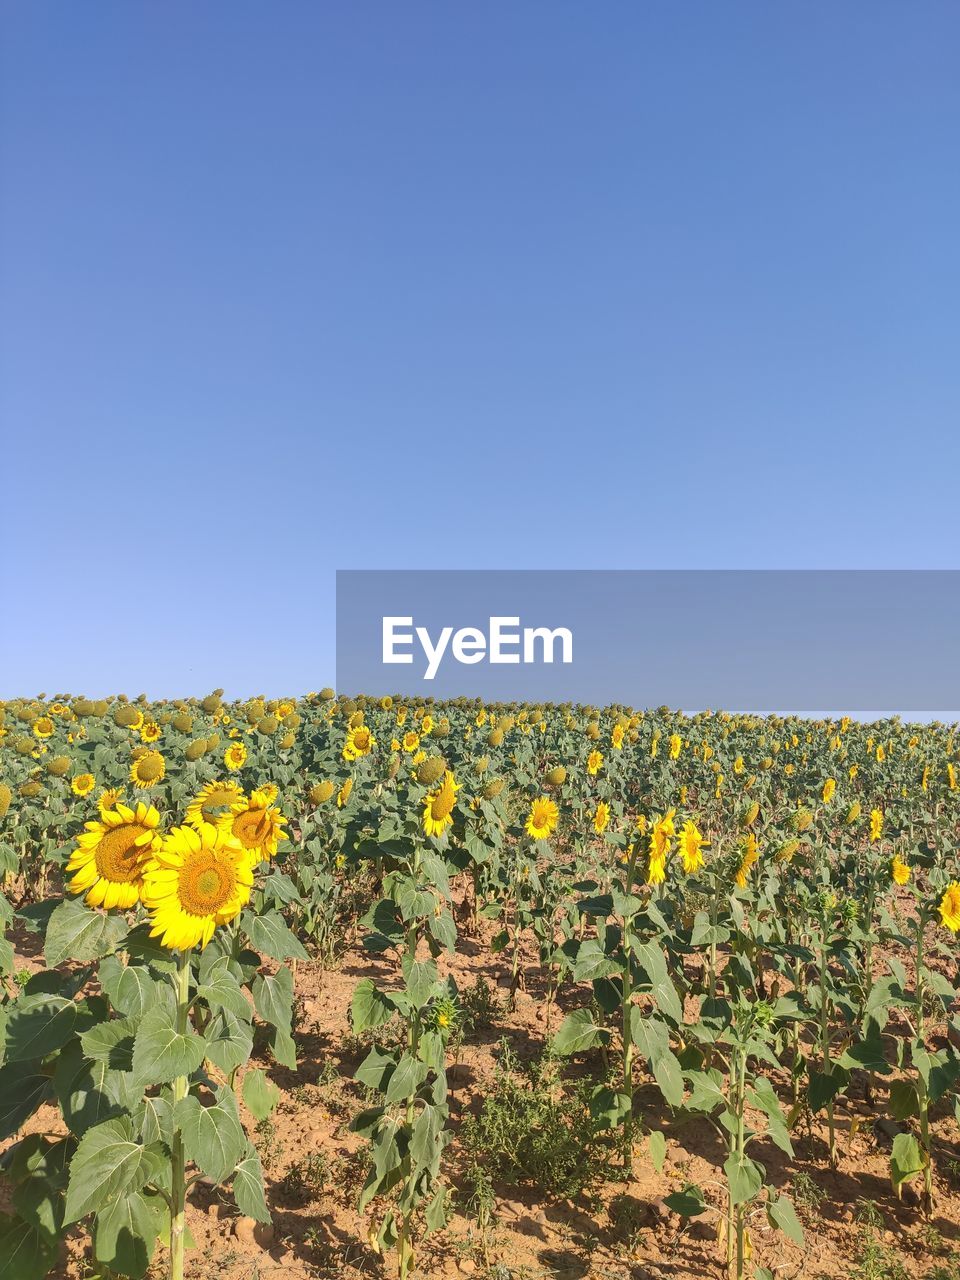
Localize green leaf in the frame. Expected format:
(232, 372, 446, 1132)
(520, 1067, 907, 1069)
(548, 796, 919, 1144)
(663, 1184, 707, 1217)
(402, 957, 439, 1009)
(132, 1005, 206, 1086)
(354, 1046, 398, 1092)
(0, 1212, 58, 1280)
(890, 1132, 925, 1189)
(64, 1117, 163, 1223)
(648, 1129, 667, 1172)
(552, 1008, 607, 1056)
(350, 978, 397, 1033)
(242, 910, 308, 962)
(767, 1194, 804, 1246)
(195, 969, 253, 1023)
(80, 1017, 139, 1071)
(0, 1064, 54, 1140)
(204, 1010, 254, 1075)
(724, 1153, 763, 1205)
(384, 1053, 428, 1104)
(176, 1096, 246, 1183)
(94, 1190, 164, 1279)
(98, 957, 162, 1019)
(651, 1048, 684, 1108)
(270, 1025, 297, 1070)
(252, 967, 294, 1034)
(232, 1145, 271, 1223)
(242, 1069, 280, 1123)
(3, 996, 77, 1062)
(44, 899, 126, 968)
(634, 941, 684, 1023)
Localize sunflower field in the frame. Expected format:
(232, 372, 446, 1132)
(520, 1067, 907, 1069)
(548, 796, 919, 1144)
(0, 691, 958, 1280)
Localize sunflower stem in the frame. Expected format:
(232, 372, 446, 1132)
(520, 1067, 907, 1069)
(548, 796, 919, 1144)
(169, 947, 192, 1280)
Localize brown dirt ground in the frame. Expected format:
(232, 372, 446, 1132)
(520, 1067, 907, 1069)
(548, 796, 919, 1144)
(4, 915, 959, 1280)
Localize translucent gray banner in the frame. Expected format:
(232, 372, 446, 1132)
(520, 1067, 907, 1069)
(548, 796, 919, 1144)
(335, 570, 960, 714)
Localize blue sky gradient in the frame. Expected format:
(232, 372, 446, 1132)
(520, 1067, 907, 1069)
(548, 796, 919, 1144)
(2, 4, 958, 697)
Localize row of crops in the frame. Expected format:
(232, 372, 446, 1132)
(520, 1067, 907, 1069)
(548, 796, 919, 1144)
(0, 690, 958, 1280)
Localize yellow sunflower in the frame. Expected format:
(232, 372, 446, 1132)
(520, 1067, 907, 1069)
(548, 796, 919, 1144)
(130, 750, 166, 789)
(185, 779, 245, 830)
(822, 778, 836, 803)
(611, 724, 625, 750)
(343, 725, 375, 762)
(337, 777, 353, 808)
(71, 773, 96, 797)
(422, 771, 459, 838)
(219, 787, 288, 865)
(678, 820, 707, 874)
(891, 856, 910, 886)
(938, 882, 960, 932)
(224, 742, 247, 771)
(66, 800, 162, 909)
(735, 835, 760, 888)
(525, 796, 559, 841)
(402, 731, 420, 753)
(870, 809, 883, 842)
(587, 750, 603, 776)
(33, 717, 55, 739)
(593, 801, 610, 834)
(141, 825, 254, 951)
(140, 720, 162, 743)
(98, 787, 122, 811)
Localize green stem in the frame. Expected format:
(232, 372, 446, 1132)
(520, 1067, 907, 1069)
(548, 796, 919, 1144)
(169, 948, 192, 1280)
(916, 917, 934, 1213)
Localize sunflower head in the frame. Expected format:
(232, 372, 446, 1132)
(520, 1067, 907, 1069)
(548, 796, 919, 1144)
(417, 757, 447, 787)
(545, 766, 567, 787)
(130, 750, 166, 789)
(219, 788, 288, 865)
(224, 743, 247, 771)
(525, 796, 559, 841)
(482, 778, 505, 800)
(0, 784, 10, 819)
(185, 780, 245, 830)
(66, 800, 162, 910)
(45, 755, 71, 777)
(309, 780, 335, 805)
(71, 773, 96, 797)
(141, 824, 253, 951)
(422, 771, 459, 838)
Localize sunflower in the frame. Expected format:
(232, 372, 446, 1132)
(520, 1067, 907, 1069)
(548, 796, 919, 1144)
(99, 787, 122, 811)
(141, 825, 254, 951)
(402, 731, 420, 753)
(337, 777, 353, 808)
(33, 717, 54, 739)
(593, 801, 610, 834)
(669, 733, 682, 760)
(71, 773, 95, 797)
(587, 750, 603, 776)
(938, 882, 960, 932)
(647, 851, 666, 885)
(648, 809, 676, 862)
(525, 796, 559, 841)
(869, 809, 883, 842)
(735, 835, 760, 888)
(891, 856, 910, 886)
(421, 715, 434, 735)
(140, 720, 162, 743)
(678, 820, 707, 873)
(224, 742, 247, 771)
(343, 725, 375, 762)
(611, 724, 625, 750)
(822, 778, 836, 803)
(422, 771, 459, 838)
(130, 750, 166, 789)
(185, 779, 245, 830)
(219, 787, 288, 865)
(66, 800, 161, 909)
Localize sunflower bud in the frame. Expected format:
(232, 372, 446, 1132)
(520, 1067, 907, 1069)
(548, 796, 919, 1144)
(201, 694, 221, 714)
(482, 778, 505, 799)
(0, 784, 10, 818)
(19, 781, 42, 798)
(545, 766, 567, 786)
(172, 712, 193, 733)
(791, 808, 814, 832)
(844, 801, 861, 825)
(279, 732, 295, 750)
(185, 740, 205, 761)
(205, 734, 220, 752)
(474, 755, 489, 776)
(386, 754, 401, 780)
(285, 712, 301, 730)
(72, 699, 95, 717)
(114, 706, 140, 727)
(45, 756, 71, 777)
(14, 737, 34, 755)
(309, 780, 335, 805)
(774, 838, 801, 863)
(740, 801, 760, 829)
(319, 687, 335, 702)
(586, 720, 600, 740)
(487, 728, 504, 748)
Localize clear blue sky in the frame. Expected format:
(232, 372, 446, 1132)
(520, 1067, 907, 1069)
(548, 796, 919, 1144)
(2, 4, 959, 698)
